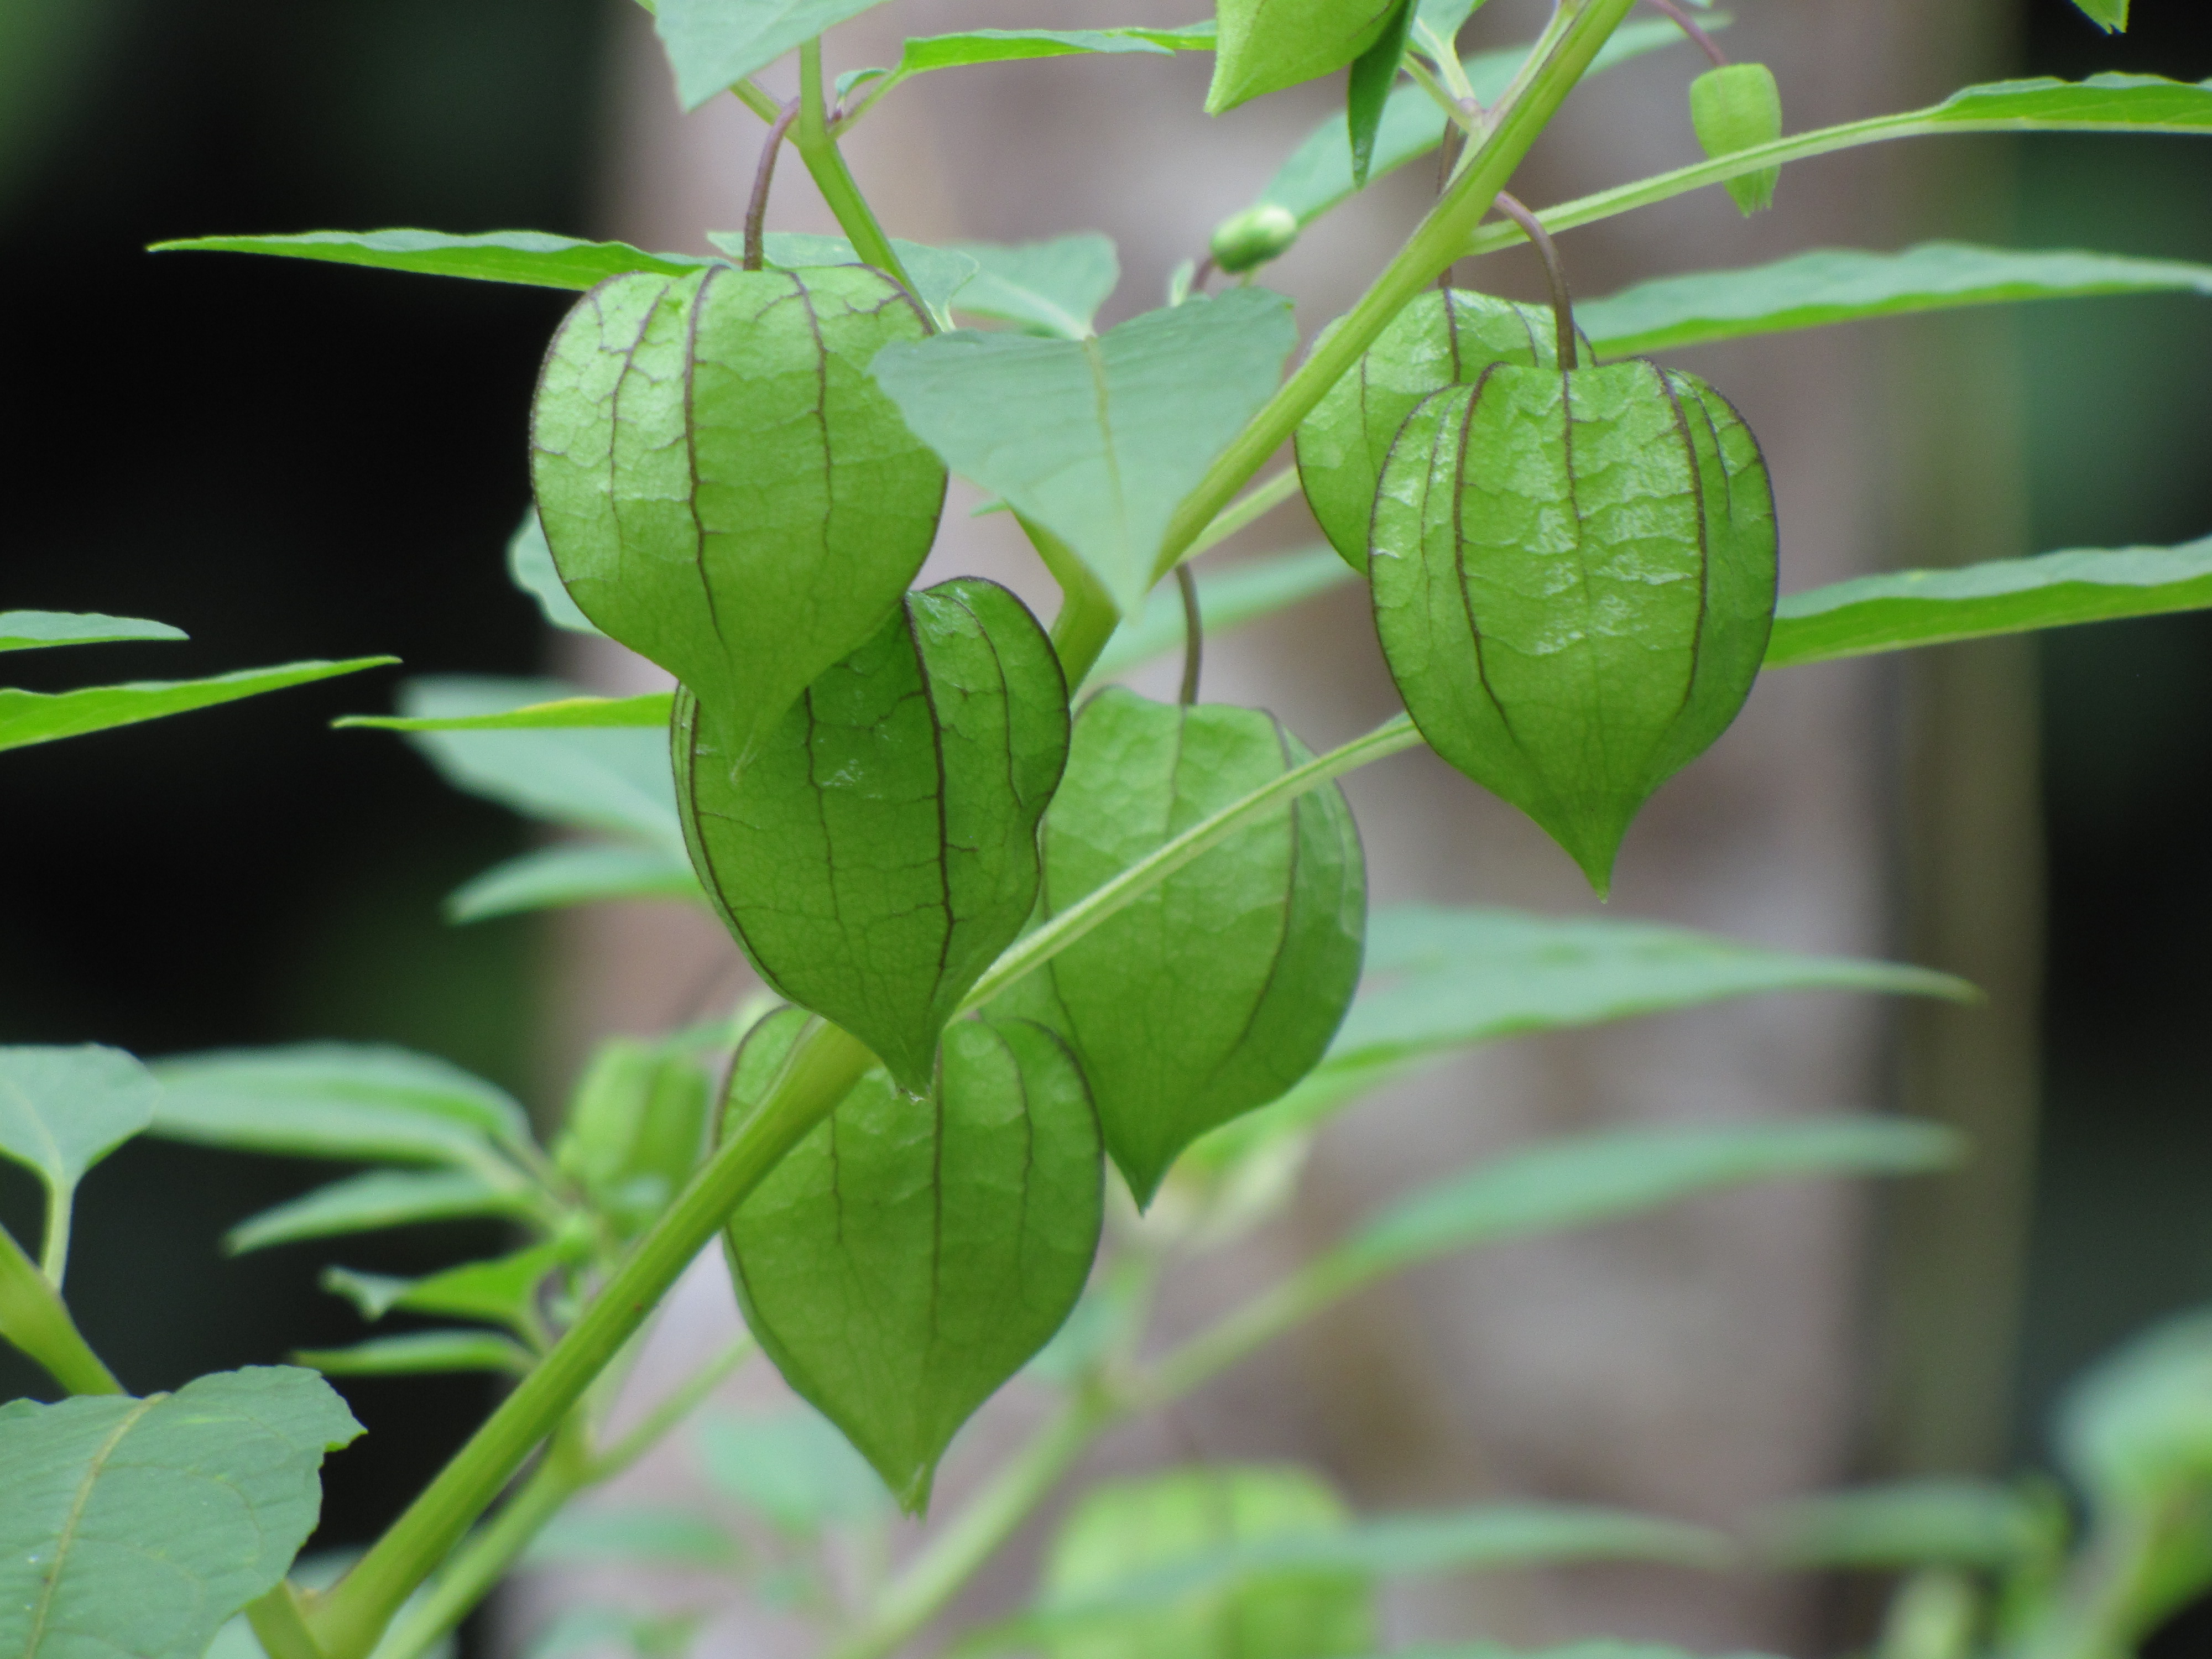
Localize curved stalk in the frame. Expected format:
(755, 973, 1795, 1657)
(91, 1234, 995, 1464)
(794, 39, 922, 309)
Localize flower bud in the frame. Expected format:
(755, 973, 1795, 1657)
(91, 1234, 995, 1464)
(1209, 204, 1300, 275)
(1689, 63, 1783, 216)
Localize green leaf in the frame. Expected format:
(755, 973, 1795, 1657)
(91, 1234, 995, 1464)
(1091, 547, 1358, 680)
(843, 29, 1207, 119)
(226, 1168, 536, 1254)
(0, 1224, 120, 1396)
(1580, 242, 2212, 358)
(1344, 0, 1416, 188)
(388, 677, 685, 853)
(322, 1240, 572, 1335)
(1464, 75, 2212, 266)
(1295, 290, 1573, 572)
(294, 1330, 534, 1376)
(656, 0, 897, 109)
(0, 1045, 158, 1214)
(995, 690, 1364, 1205)
(1334, 1117, 1959, 1281)
(0, 658, 394, 754)
(150, 1043, 534, 1168)
(1371, 361, 1776, 893)
(152, 229, 713, 289)
(2071, 0, 2128, 32)
(341, 694, 672, 731)
(0, 611, 185, 653)
(950, 234, 1121, 340)
(1765, 536, 2212, 669)
(722, 1009, 1102, 1511)
(677, 580, 1069, 1092)
(1251, 18, 1698, 226)
(701, 232, 982, 330)
(509, 511, 604, 634)
(871, 289, 1297, 617)
(1756, 1479, 2058, 1572)
(524, 1505, 743, 1571)
(1039, 1465, 1375, 1659)
(1208, 0, 1401, 114)
(1334, 905, 1975, 1071)
(446, 842, 704, 924)
(532, 267, 945, 764)
(0, 1368, 362, 1659)
(698, 1407, 891, 1533)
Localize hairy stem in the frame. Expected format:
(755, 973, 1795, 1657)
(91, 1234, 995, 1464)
(794, 39, 922, 310)
(1149, 0, 1642, 587)
(310, 1020, 874, 1659)
(0, 1221, 121, 1395)
(743, 101, 804, 270)
(957, 714, 1425, 1015)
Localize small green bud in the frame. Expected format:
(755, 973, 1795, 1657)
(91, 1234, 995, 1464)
(1209, 205, 1299, 275)
(1689, 62, 1783, 216)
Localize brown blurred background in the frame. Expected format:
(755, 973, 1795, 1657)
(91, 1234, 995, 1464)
(2, 0, 2209, 1653)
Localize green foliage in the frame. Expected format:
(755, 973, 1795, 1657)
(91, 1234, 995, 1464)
(1767, 536, 2212, 667)
(1091, 547, 1355, 680)
(1038, 1466, 1375, 1659)
(1579, 243, 2212, 358)
(2070, 0, 2128, 33)
(0, 658, 393, 754)
(676, 580, 1068, 1092)
(722, 1009, 1102, 1511)
(1371, 361, 1776, 891)
(295, 1331, 535, 1377)
(508, 513, 602, 634)
(951, 234, 1120, 338)
(0, 1368, 361, 1659)
(0, 1047, 158, 1249)
(843, 27, 1210, 117)
(555, 1036, 714, 1233)
(871, 289, 1298, 617)
(1756, 1479, 2059, 1573)
(1688, 64, 1783, 215)
(656, 0, 900, 108)
(997, 690, 1364, 1204)
(227, 1170, 538, 1255)
(154, 229, 711, 288)
(1208, 0, 1399, 114)
(533, 265, 945, 765)
(1344, 0, 1416, 187)
(1296, 290, 1573, 572)
(0, 611, 185, 651)
(525, 1505, 745, 1571)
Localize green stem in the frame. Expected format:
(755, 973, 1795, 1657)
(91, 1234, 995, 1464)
(1025, 515, 1124, 688)
(1184, 468, 1304, 562)
(830, 1396, 1113, 1659)
(41, 1189, 72, 1286)
(310, 1021, 873, 1659)
(247, 1583, 327, 1659)
(586, 1334, 754, 1480)
(794, 39, 921, 305)
(1147, 0, 1642, 587)
(1405, 57, 1481, 134)
(1139, 1261, 1361, 1408)
(0, 1221, 122, 1395)
(731, 77, 781, 123)
(956, 714, 1424, 1015)
(373, 1423, 593, 1659)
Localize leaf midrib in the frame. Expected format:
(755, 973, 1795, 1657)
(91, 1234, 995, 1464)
(21, 1396, 159, 1659)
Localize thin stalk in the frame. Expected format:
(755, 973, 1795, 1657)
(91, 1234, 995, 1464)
(1176, 565, 1203, 705)
(310, 1020, 874, 1659)
(40, 1190, 72, 1286)
(829, 1396, 1114, 1659)
(1413, 18, 1480, 105)
(1405, 57, 1483, 136)
(1645, 0, 1729, 67)
(372, 1424, 593, 1659)
(587, 1334, 755, 1479)
(1186, 467, 1303, 561)
(1024, 514, 1123, 688)
(794, 39, 922, 308)
(247, 1584, 327, 1659)
(1149, 0, 1643, 588)
(0, 1221, 122, 1395)
(731, 78, 782, 123)
(743, 101, 804, 270)
(1490, 191, 1579, 366)
(1139, 1260, 1361, 1407)
(956, 714, 1424, 1015)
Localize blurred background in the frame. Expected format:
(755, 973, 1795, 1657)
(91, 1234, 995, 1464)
(2, 0, 2208, 1653)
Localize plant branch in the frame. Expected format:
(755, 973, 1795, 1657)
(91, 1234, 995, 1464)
(1149, 0, 1644, 587)
(40, 1189, 73, 1286)
(247, 1583, 327, 1659)
(0, 1220, 122, 1395)
(731, 78, 782, 123)
(794, 39, 922, 309)
(743, 101, 804, 270)
(1405, 57, 1483, 136)
(956, 714, 1424, 1015)
(309, 1020, 874, 1659)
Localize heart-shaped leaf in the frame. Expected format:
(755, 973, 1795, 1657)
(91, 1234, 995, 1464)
(1295, 289, 1574, 572)
(722, 1008, 1102, 1511)
(532, 265, 946, 764)
(656, 0, 900, 109)
(951, 234, 1121, 340)
(871, 289, 1296, 617)
(0, 1047, 158, 1230)
(0, 1368, 362, 1659)
(677, 578, 1069, 1093)
(1371, 361, 1777, 893)
(1209, 0, 1401, 113)
(997, 690, 1364, 1204)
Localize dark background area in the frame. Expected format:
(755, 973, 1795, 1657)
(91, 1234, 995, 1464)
(1, 0, 2209, 1636)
